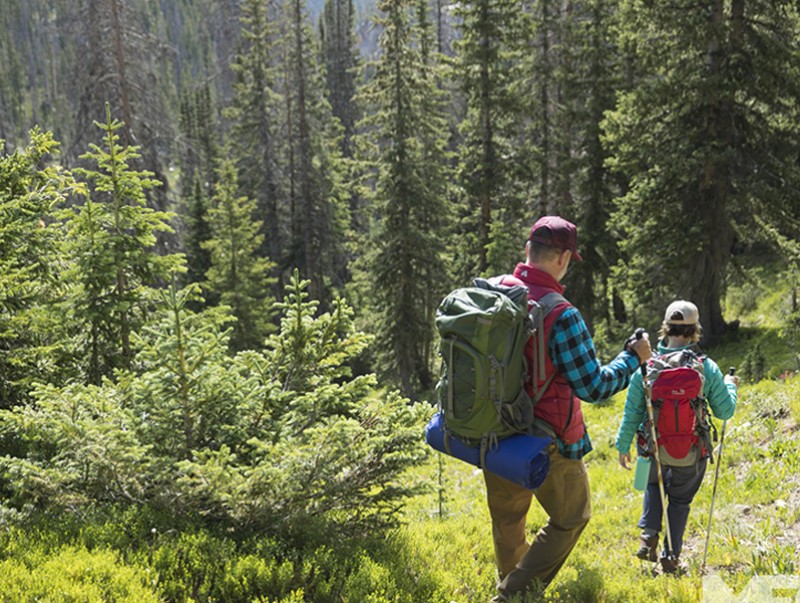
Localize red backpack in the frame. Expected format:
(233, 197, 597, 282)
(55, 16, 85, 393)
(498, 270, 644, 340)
(638, 349, 715, 467)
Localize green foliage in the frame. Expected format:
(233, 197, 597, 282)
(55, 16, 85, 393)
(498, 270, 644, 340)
(1, 272, 428, 540)
(174, 273, 430, 534)
(62, 105, 184, 383)
(183, 177, 214, 290)
(603, 2, 800, 341)
(203, 154, 276, 350)
(452, 0, 523, 279)
(353, 0, 453, 394)
(0, 128, 78, 407)
(0, 546, 159, 602)
(122, 283, 239, 463)
(320, 0, 360, 157)
(179, 85, 220, 290)
(3, 3, 800, 601)
(283, 0, 352, 306)
(226, 0, 284, 299)
(0, 380, 150, 508)
(2, 338, 800, 602)
(741, 342, 767, 384)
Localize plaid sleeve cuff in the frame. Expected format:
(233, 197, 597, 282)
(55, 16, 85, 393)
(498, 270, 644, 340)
(620, 349, 641, 372)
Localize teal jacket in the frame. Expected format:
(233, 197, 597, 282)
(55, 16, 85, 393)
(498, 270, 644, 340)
(615, 341, 737, 454)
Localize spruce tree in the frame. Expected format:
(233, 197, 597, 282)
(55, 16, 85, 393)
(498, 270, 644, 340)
(354, 0, 452, 394)
(178, 86, 219, 290)
(226, 0, 284, 298)
(452, 0, 524, 278)
(280, 0, 350, 305)
(0, 273, 430, 538)
(514, 0, 623, 331)
(202, 154, 276, 351)
(603, 1, 800, 342)
(63, 106, 182, 383)
(0, 129, 75, 407)
(320, 0, 360, 158)
(566, 0, 625, 332)
(184, 178, 213, 289)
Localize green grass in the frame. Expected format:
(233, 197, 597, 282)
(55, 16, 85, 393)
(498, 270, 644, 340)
(0, 391, 795, 603)
(399, 375, 800, 602)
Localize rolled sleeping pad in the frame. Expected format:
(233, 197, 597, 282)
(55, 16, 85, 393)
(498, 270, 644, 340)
(425, 411, 552, 490)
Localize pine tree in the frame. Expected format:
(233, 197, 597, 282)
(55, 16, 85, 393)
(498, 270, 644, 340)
(354, 0, 452, 394)
(452, 0, 524, 279)
(603, 1, 800, 342)
(0, 129, 76, 407)
(63, 105, 183, 384)
(320, 0, 360, 157)
(226, 0, 284, 297)
(280, 0, 350, 305)
(203, 154, 276, 351)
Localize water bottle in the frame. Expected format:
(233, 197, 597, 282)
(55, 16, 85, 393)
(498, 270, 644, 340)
(633, 456, 651, 491)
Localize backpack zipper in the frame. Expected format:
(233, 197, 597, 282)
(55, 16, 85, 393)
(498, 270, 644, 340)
(675, 399, 679, 433)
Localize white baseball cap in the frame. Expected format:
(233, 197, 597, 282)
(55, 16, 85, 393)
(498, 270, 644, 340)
(664, 300, 700, 326)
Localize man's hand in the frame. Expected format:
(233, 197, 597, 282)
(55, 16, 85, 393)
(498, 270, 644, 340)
(625, 329, 652, 366)
(619, 451, 632, 470)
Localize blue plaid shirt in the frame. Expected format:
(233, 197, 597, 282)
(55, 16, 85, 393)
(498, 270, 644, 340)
(549, 306, 641, 459)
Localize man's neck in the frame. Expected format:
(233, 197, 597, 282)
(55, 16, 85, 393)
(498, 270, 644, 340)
(525, 259, 560, 282)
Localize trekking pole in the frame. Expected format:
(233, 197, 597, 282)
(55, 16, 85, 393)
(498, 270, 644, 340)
(637, 329, 675, 563)
(701, 367, 734, 573)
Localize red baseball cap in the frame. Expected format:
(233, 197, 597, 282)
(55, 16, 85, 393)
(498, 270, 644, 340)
(528, 216, 583, 261)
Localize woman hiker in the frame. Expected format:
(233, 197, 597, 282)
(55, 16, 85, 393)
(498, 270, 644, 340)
(615, 300, 738, 573)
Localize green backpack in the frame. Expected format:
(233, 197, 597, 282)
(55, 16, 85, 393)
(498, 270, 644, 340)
(434, 277, 564, 463)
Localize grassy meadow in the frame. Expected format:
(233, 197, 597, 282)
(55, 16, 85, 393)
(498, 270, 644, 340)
(399, 261, 800, 602)
(1, 373, 796, 602)
(401, 373, 800, 603)
(0, 262, 798, 602)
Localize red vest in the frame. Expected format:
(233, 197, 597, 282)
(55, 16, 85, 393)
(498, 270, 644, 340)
(502, 264, 586, 444)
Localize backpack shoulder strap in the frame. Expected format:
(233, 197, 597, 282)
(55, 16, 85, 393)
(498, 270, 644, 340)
(536, 291, 569, 315)
(529, 291, 570, 384)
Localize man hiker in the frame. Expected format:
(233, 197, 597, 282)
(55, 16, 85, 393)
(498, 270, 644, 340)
(483, 216, 652, 602)
(615, 300, 738, 574)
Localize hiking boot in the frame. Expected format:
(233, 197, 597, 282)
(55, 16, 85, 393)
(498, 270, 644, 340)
(660, 554, 681, 575)
(635, 534, 659, 562)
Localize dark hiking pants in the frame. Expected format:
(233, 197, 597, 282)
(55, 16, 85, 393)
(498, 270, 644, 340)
(638, 458, 708, 557)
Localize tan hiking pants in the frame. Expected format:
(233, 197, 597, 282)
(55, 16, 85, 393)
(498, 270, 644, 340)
(483, 446, 591, 598)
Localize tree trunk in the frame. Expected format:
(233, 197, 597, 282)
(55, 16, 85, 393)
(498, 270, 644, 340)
(693, 0, 742, 345)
